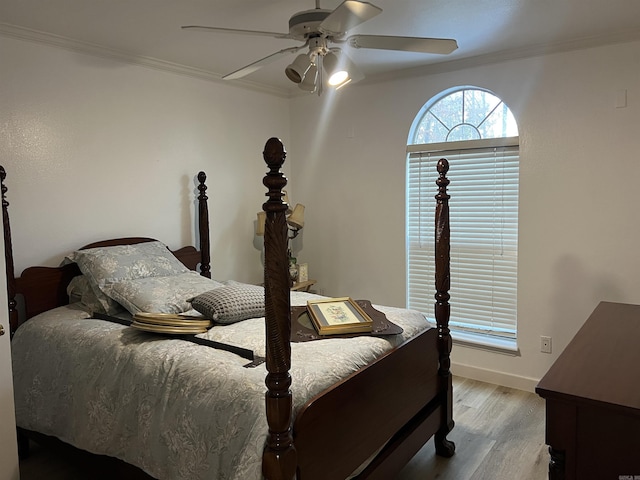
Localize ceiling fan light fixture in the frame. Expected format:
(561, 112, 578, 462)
(328, 70, 349, 86)
(298, 63, 318, 92)
(323, 51, 350, 87)
(285, 53, 313, 83)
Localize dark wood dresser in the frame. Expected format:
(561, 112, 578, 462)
(536, 301, 640, 480)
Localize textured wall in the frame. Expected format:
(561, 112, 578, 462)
(0, 35, 290, 283)
(289, 40, 640, 389)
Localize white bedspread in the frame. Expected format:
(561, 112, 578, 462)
(11, 292, 429, 480)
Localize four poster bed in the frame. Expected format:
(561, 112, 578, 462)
(3, 137, 454, 480)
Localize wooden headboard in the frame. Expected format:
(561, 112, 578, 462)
(1, 167, 211, 336)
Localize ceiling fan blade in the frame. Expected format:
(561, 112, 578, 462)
(223, 45, 306, 80)
(347, 35, 458, 54)
(319, 1, 382, 36)
(182, 25, 293, 40)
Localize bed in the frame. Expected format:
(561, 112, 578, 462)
(2, 137, 454, 480)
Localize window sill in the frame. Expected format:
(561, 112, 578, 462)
(425, 321, 519, 356)
(451, 330, 519, 356)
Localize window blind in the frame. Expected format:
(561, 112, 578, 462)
(407, 144, 519, 338)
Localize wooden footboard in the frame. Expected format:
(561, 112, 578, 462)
(260, 139, 454, 480)
(294, 327, 439, 480)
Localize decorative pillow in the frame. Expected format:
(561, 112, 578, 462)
(67, 275, 88, 304)
(189, 281, 265, 324)
(66, 241, 190, 313)
(108, 271, 224, 315)
(66, 275, 124, 315)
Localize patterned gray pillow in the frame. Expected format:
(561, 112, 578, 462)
(189, 282, 265, 324)
(108, 272, 224, 315)
(66, 275, 124, 315)
(66, 241, 190, 314)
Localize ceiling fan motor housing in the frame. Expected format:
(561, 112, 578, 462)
(288, 9, 332, 39)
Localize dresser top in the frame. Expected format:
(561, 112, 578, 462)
(536, 301, 640, 413)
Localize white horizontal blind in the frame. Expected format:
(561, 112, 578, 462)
(407, 145, 519, 338)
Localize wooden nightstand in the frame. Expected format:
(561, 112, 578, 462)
(291, 279, 316, 292)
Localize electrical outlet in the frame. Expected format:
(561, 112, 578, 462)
(541, 336, 552, 354)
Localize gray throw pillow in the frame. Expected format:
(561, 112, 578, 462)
(189, 282, 265, 324)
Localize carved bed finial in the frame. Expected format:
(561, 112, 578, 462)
(434, 158, 455, 457)
(197, 171, 211, 279)
(261, 138, 297, 480)
(1, 166, 18, 335)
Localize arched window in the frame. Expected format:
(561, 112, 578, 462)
(407, 86, 519, 349)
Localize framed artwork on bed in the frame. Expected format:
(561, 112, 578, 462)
(307, 297, 373, 335)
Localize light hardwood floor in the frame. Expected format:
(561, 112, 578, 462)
(397, 376, 548, 480)
(19, 376, 548, 480)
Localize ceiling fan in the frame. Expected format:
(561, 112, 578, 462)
(182, 0, 458, 94)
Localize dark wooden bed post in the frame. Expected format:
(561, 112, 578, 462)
(4, 167, 29, 459)
(261, 138, 296, 480)
(197, 171, 211, 278)
(1, 166, 18, 336)
(434, 158, 456, 457)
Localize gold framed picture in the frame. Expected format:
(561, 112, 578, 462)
(306, 297, 373, 335)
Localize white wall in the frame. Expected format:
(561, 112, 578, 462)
(289, 40, 640, 390)
(0, 35, 290, 283)
(3, 32, 639, 392)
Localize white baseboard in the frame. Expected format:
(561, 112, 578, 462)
(452, 362, 540, 393)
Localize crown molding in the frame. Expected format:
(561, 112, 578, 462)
(0, 23, 293, 98)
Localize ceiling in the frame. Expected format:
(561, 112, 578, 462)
(2, 0, 640, 96)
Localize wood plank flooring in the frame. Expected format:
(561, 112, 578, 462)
(397, 376, 548, 480)
(19, 376, 548, 480)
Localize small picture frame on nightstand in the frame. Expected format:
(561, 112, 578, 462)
(298, 263, 308, 283)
